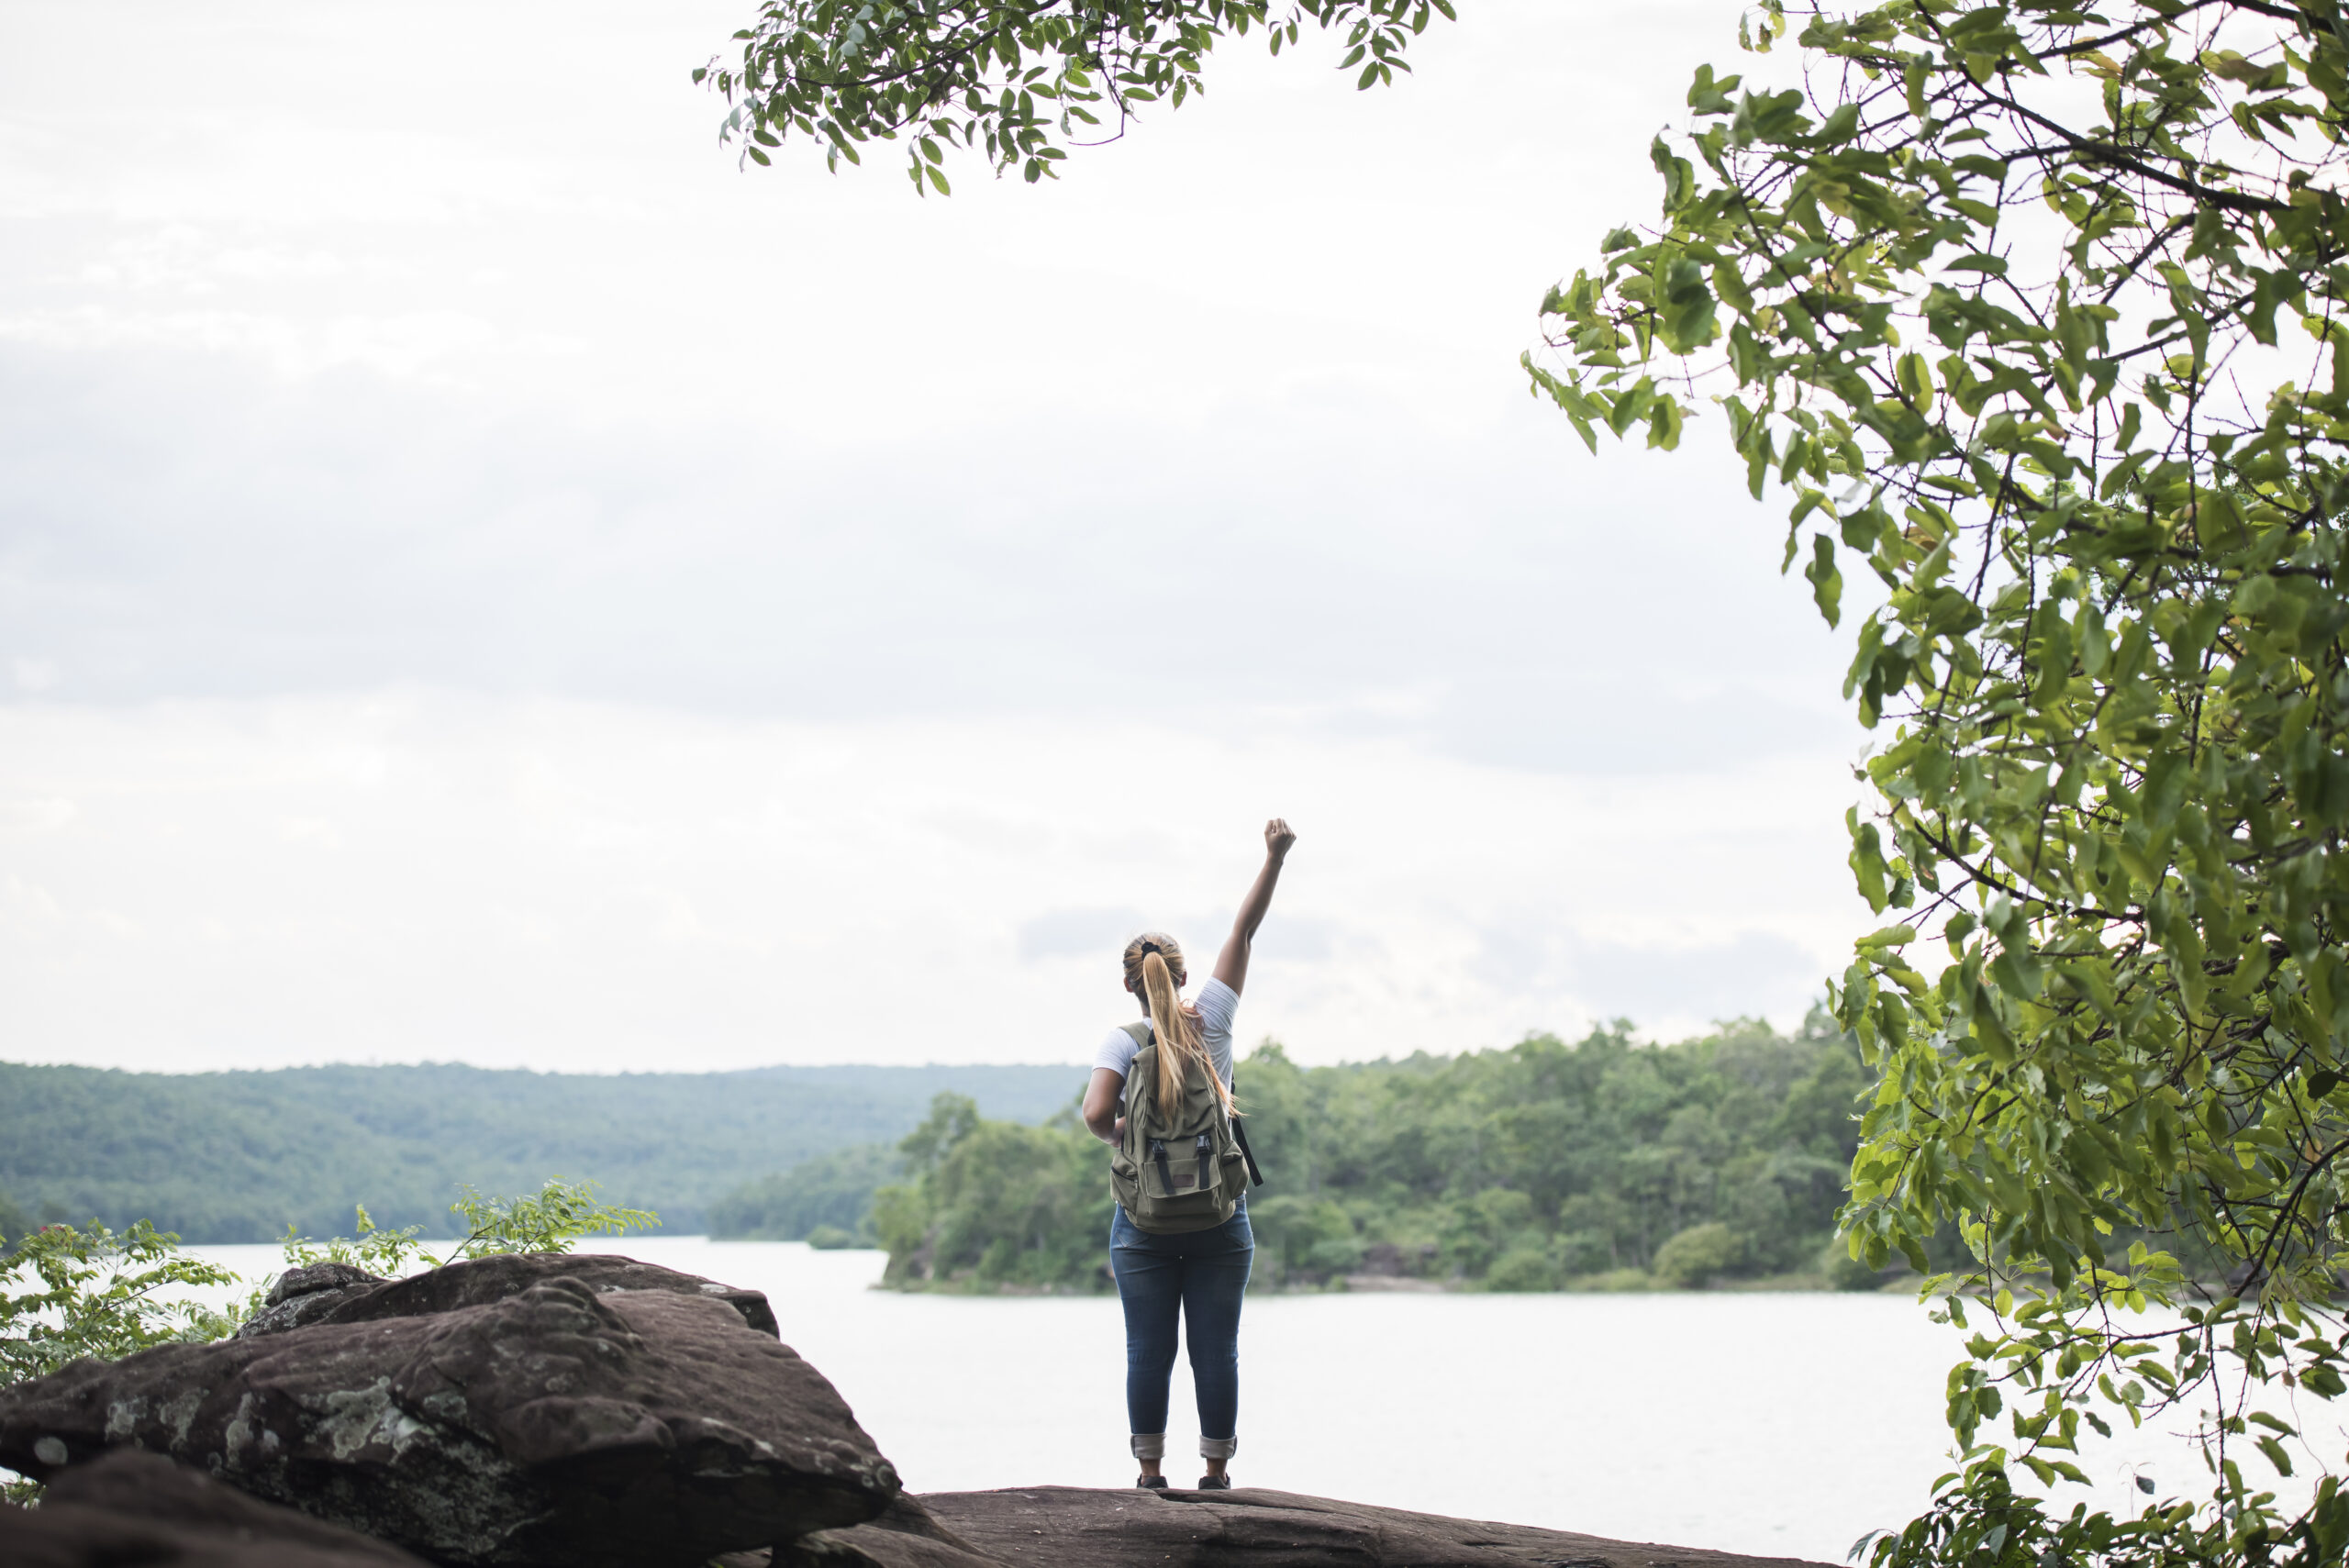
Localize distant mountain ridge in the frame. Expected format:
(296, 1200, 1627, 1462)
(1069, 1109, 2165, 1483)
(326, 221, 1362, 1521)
(0, 1060, 1083, 1242)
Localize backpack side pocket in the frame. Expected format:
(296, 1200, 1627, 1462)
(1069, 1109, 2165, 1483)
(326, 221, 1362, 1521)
(1108, 1148, 1141, 1215)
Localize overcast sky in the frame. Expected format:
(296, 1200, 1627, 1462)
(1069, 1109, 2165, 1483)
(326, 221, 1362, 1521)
(0, 0, 1875, 1073)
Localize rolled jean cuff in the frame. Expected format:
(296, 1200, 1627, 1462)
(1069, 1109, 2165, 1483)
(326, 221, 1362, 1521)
(1198, 1434, 1239, 1461)
(1130, 1433, 1166, 1461)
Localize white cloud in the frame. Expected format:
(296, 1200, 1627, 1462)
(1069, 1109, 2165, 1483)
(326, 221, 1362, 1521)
(0, 693, 1870, 1071)
(0, 0, 1887, 1072)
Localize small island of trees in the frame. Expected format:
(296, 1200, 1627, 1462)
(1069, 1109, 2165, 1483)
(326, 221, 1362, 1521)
(712, 1012, 1898, 1293)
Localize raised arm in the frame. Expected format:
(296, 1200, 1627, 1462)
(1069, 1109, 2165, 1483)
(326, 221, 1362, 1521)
(1211, 818, 1297, 997)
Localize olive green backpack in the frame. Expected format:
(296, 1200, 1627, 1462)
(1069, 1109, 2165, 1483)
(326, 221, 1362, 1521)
(1109, 1019, 1264, 1233)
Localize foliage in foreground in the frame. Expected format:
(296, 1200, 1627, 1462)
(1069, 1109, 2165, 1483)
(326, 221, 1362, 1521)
(273, 1178, 661, 1283)
(0, 1220, 240, 1391)
(1532, 0, 2349, 1562)
(696, 0, 1454, 192)
(843, 1015, 1875, 1293)
(0, 1219, 243, 1504)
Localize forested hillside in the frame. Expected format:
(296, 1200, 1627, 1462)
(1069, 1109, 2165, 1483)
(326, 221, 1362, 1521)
(715, 1014, 1883, 1292)
(0, 1062, 1079, 1241)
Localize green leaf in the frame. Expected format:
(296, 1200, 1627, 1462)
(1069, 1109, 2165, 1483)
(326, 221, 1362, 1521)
(1804, 533, 1842, 628)
(1688, 63, 1742, 115)
(1848, 808, 1890, 912)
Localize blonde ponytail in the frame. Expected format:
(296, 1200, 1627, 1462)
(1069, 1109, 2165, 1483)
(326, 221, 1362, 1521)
(1140, 951, 1196, 1114)
(1122, 931, 1234, 1118)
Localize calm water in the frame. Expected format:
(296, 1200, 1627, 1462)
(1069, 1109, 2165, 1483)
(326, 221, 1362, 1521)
(173, 1238, 2329, 1565)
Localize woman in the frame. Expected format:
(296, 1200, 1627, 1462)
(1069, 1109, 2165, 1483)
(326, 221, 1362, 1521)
(1082, 817, 1297, 1492)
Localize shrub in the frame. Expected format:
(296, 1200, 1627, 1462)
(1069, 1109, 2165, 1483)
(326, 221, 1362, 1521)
(275, 1180, 658, 1279)
(1553, 1229, 1613, 1276)
(1564, 1267, 1653, 1292)
(1, 1221, 239, 1391)
(1485, 1245, 1559, 1293)
(805, 1225, 856, 1251)
(1301, 1235, 1364, 1278)
(1651, 1222, 1743, 1288)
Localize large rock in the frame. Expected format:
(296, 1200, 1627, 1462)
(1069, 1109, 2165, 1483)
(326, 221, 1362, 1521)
(238, 1252, 780, 1340)
(785, 1487, 1840, 1568)
(0, 1257, 897, 1568)
(776, 1495, 1005, 1568)
(1, 1448, 428, 1568)
(237, 1262, 392, 1339)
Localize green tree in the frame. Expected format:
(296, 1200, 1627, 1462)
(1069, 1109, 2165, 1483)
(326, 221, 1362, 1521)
(0, 1221, 239, 1391)
(863, 1023, 1867, 1293)
(0, 1221, 242, 1502)
(1652, 1220, 1744, 1288)
(1531, 2, 2349, 1562)
(874, 1093, 1109, 1289)
(1198, 1019, 1863, 1289)
(709, 1145, 902, 1241)
(696, 0, 1453, 191)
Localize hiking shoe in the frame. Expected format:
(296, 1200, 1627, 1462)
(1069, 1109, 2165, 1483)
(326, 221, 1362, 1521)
(1136, 1475, 1169, 1490)
(1196, 1475, 1233, 1490)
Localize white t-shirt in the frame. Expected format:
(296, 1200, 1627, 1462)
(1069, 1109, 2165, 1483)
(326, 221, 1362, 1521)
(1092, 976, 1238, 1092)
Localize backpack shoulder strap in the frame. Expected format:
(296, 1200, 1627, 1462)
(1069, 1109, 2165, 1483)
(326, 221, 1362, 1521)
(1230, 1111, 1265, 1187)
(1117, 1022, 1154, 1122)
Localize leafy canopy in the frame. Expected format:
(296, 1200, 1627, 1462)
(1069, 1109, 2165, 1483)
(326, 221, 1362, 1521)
(1532, 0, 2349, 1562)
(0, 1221, 239, 1391)
(0, 1220, 242, 1501)
(695, 0, 1454, 192)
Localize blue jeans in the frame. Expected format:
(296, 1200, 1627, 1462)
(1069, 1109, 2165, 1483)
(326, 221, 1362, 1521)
(1109, 1198, 1252, 1443)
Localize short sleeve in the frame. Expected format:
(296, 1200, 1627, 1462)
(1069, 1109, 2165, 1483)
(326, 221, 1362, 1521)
(1092, 1026, 1143, 1079)
(1194, 978, 1238, 1037)
(1194, 978, 1238, 1088)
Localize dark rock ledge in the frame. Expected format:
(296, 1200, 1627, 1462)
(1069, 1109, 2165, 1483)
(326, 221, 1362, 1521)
(1, 1448, 431, 1568)
(0, 1253, 1831, 1568)
(0, 1252, 893, 1568)
(781, 1486, 1838, 1568)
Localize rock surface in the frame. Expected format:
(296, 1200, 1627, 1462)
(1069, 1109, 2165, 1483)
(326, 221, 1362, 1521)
(2, 1448, 429, 1568)
(785, 1487, 1837, 1568)
(238, 1252, 781, 1340)
(777, 1495, 1005, 1568)
(0, 1257, 896, 1568)
(237, 1262, 391, 1339)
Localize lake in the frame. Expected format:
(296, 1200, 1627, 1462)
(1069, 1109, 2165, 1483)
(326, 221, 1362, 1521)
(173, 1238, 2310, 1565)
